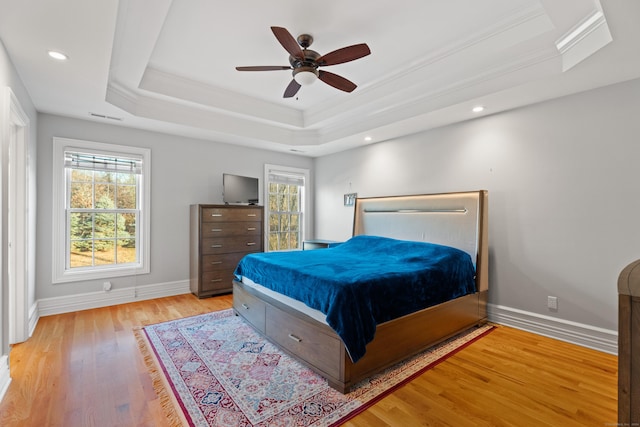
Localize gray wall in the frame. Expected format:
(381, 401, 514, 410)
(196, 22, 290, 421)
(314, 77, 640, 332)
(36, 114, 313, 299)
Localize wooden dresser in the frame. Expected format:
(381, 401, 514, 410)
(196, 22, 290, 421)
(190, 204, 263, 298)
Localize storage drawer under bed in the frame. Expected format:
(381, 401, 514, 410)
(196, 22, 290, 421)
(265, 305, 342, 379)
(233, 283, 267, 333)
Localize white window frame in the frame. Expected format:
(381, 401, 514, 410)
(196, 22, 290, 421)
(52, 137, 150, 283)
(264, 164, 310, 252)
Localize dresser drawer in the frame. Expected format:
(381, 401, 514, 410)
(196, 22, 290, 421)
(266, 306, 342, 379)
(201, 271, 235, 292)
(202, 208, 262, 222)
(233, 284, 266, 333)
(191, 204, 264, 299)
(201, 253, 246, 272)
(201, 221, 262, 238)
(202, 236, 262, 254)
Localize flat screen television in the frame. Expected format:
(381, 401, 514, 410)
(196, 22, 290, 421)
(223, 173, 259, 204)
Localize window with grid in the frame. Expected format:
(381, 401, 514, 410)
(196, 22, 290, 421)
(52, 138, 150, 283)
(266, 166, 306, 251)
(66, 152, 140, 268)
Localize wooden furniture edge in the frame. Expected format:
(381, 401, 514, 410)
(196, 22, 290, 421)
(618, 260, 640, 424)
(234, 280, 487, 393)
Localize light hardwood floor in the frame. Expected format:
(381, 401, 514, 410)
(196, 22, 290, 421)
(0, 294, 617, 426)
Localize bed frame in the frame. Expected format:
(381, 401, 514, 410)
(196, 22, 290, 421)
(233, 190, 488, 393)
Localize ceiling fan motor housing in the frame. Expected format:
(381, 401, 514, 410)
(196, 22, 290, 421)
(289, 49, 321, 69)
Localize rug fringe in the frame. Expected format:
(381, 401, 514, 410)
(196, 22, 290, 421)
(134, 327, 189, 427)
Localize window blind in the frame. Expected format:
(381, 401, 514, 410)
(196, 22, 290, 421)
(268, 170, 305, 187)
(64, 151, 142, 174)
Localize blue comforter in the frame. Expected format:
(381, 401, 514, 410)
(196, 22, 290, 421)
(234, 235, 476, 362)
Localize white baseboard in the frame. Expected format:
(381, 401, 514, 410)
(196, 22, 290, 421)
(0, 355, 11, 404)
(34, 287, 618, 354)
(38, 280, 191, 317)
(28, 300, 39, 338)
(488, 303, 618, 355)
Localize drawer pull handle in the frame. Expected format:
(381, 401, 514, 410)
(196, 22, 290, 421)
(241, 303, 249, 310)
(211, 244, 222, 248)
(210, 279, 222, 283)
(211, 214, 222, 217)
(246, 242, 256, 246)
(210, 261, 222, 265)
(247, 214, 257, 217)
(247, 227, 256, 231)
(288, 334, 302, 343)
(211, 229, 222, 232)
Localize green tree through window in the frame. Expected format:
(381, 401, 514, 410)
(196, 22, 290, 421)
(268, 183, 302, 251)
(67, 158, 139, 268)
(266, 167, 306, 252)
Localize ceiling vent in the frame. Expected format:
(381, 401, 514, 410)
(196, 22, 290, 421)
(89, 112, 123, 121)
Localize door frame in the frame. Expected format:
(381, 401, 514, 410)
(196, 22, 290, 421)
(3, 87, 30, 344)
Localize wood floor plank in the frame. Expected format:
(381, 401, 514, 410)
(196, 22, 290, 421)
(0, 294, 617, 426)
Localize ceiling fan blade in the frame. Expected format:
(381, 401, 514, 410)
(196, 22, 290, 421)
(317, 43, 371, 66)
(318, 70, 357, 93)
(271, 26, 304, 61)
(283, 79, 301, 98)
(236, 66, 291, 71)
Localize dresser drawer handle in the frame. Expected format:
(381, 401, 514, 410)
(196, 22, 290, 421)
(241, 303, 249, 310)
(288, 334, 302, 343)
(247, 214, 257, 217)
(210, 279, 222, 283)
(211, 229, 222, 232)
(211, 244, 222, 248)
(211, 214, 222, 217)
(210, 261, 222, 265)
(246, 242, 256, 246)
(247, 227, 256, 231)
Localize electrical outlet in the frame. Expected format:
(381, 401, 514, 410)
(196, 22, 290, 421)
(547, 296, 558, 310)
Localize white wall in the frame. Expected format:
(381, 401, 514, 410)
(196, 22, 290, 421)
(314, 78, 640, 349)
(36, 114, 313, 300)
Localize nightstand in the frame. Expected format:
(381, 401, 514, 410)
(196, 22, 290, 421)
(302, 239, 341, 250)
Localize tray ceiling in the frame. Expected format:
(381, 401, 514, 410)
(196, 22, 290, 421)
(1, 0, 638, 156)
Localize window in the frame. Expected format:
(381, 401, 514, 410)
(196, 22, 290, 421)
(52, 138, 150, 283)
(264, 165, 309, 252)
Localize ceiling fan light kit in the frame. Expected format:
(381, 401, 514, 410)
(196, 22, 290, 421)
(236, 26, 370, 98)
(293, 67, 318, 85)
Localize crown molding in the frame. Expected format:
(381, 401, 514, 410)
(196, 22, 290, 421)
(555, 10, 612, 71)
(139, 67, 304, 128)
(107, 79, 324, 147)
(102, 0, 612, 154)
(304, 2, 554, 128)
(316, 46, 561, 143)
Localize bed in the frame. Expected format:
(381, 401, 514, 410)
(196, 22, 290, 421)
(232, 190, 488, 393)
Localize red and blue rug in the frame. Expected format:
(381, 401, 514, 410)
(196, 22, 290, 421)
(135, 309, 493, 427)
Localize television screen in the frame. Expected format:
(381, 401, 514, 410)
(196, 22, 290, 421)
(223, 173, 259, 204)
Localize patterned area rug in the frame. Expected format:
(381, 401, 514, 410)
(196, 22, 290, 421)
(135, 309, 494, 427)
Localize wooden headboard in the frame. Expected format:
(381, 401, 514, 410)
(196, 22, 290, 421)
(352, 190, 488, 292)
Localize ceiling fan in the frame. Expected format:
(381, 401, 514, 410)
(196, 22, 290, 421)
(236, 26, 371, 98)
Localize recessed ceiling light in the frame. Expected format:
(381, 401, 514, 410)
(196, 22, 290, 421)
(472, 106, 485, 113)
(364, 136, 373, 142)
(48, 50, 68, 61)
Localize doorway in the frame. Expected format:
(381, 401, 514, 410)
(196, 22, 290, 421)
(3, 87, 31, 344)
